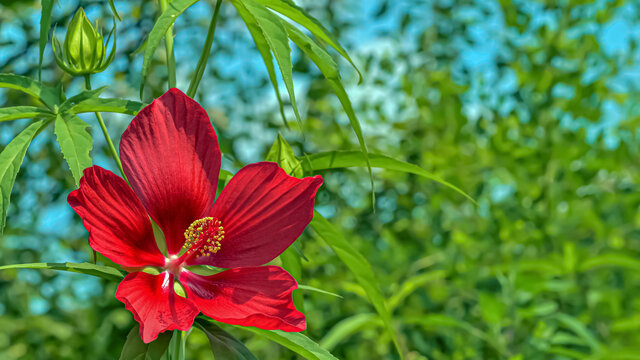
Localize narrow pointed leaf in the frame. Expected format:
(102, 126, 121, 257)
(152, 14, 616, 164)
(0, 73, 61, 109)
(237, 326, 338, 360)
(39, 0, 55, 79)
(195, 318, 258, 360)
(320, 313, 380, 350)
(120, 324, 172, 360)
(257, 0, 362, 82)
(284, 23, 374, 203)
(387, 270, 447, 312)
(0, 106, 54, 122)
(302, 150, 476, 204)
(54, 114, 93, 187)
(297, 284, 342, 298)
(310, 211, 403, 359)
(0, 262, 124, 282)
(231, 0, 290, 128)
(69, 98, 145, 115)
(107, 0, 123, 21)
(58, 86, 108, 114)
(0, 119, 50, 234)
(139, 0, 200, 98)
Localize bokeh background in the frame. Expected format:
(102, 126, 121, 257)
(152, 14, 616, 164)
(2, 0, 640, 359)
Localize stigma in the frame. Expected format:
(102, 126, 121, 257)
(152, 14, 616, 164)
(182, 217, 224, 258)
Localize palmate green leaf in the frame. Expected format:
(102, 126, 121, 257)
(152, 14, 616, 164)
(320, 313, 381, 351)
(140, 0, 200, 98)
(310, 211, 403, 359)
(232, 0, 302, 129)
(302, 150, 476, 204)
(284, 23, 375, 204)
(0, 262, 124, 282)
(39, 0, 55, 79)
(237, 326, 338, 360)
(257, 0, 362, 82)
(0, 73, 62, 109)
(0, 119, 51, 234)
(195, 318, 257, 360)
(0, 106, 54, 122)
(120, 325, 172, 360)
(69, 97, 145, 115)
(54, 114, 93, 187)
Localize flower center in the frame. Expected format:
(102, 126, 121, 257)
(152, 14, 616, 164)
(182, 216, 224, 258)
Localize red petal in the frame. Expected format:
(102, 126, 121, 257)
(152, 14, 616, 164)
(120, 88, 221, 255)
(180, 266, 305, 331)
(188, 162, 322, 268)
(116, 272, 199, 343)
(68, 166, 164, 267)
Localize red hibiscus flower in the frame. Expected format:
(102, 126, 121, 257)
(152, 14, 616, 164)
(68, 88, 322, 343)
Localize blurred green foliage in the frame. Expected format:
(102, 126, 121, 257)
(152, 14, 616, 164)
(1, 0, 640, 359)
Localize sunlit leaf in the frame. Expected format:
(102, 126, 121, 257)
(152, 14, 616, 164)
(0, 73, 62, 109)
(302, 150, 476, 204)
(265, 133, 303, 177)
(578, 253, 640, 272)
(237, 326, 338, 360)
(0, 119, 51, 234)
(195, 318, 257, 360)
(553, 313, 603, 352)
(58, 87, 108, 114)
(0, 106, 54, 122)
(0, 262, 124, 282)
(120, 324, 172, 360)
(257, 0, 362, 82)
(54, 114, 93, 187)
(310, 211, 403, 359)
(39, 0, 55, 79)
(140, 0, 200, 98)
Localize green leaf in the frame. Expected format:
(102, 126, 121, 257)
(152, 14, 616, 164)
(553, 313, 603, 352)
(0, 262, 124, 282)
(0, 73, 62, 109)
(54, 114, 93, 187)
(0, 106, 54, 122)
(195, 318, 257, 360)
(310, 211, 403, 359)
(320, 313, 380, 350)
(0, 119, 50, 234)
(120, 325, 172, 360)
(257, 0, 362, 82)
(58, 86, 108, 114)
(302, 150, 476, 204)
(297, 284, 342, 298)
(387, 270, 447, 312)
(69, 97, 145, 115)
(107, 0, 123, 21)
(284, 23, 374, 204)
(39, 0, 55, 79)
(578, 253, 640, 272)
(140, 0, 200, 98)
(237, 326, 338, 360)
(265, 133, 303, 177)
(232, 0, 302, 129)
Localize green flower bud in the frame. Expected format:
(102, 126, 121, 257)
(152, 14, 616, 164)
(53, 8, 116, 76)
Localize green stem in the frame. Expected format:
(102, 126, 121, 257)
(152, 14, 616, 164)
(159, 0, 177, 88)
(186, 0, 222, 98)
(83, 75, 127, 180)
